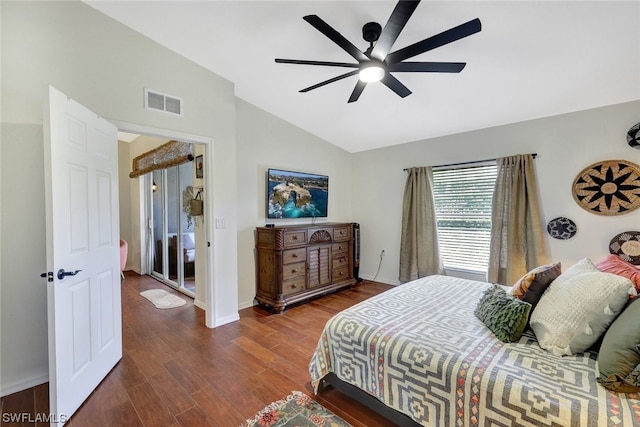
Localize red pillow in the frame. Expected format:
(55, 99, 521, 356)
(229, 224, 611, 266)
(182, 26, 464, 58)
(596, 254, 640, 294)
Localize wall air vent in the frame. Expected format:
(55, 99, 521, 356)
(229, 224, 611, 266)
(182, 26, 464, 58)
(144, 88, 183, 116)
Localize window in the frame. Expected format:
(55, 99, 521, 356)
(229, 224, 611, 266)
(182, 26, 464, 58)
(432, 163, 497, 273)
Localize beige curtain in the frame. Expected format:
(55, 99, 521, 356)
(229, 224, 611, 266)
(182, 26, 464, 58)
(488, 154, 549, 284)
(399, 167, 443, 283)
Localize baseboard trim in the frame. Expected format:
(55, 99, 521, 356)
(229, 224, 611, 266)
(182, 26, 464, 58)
(358, 275, 400, 286)
(1, 373, 49, 397)
(125, 267, 142, 275)
(214, 313, 240, 327)
(238, 299, 256, 310)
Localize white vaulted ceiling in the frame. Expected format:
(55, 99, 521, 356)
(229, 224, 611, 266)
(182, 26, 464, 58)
(86, 1, 640, 153)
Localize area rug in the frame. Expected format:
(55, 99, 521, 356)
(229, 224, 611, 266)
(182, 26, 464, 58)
(241, 390, 352, 427)
(140, 289, 186, 309)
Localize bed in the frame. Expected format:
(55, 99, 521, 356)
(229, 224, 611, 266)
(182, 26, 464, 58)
(309, 275, 640, 426)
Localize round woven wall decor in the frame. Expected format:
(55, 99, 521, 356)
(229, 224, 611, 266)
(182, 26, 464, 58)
(628, 121, 640, 149)
(609, 231, 640, 265)
(572, 159, 640, 215)
(547, 217, 577, 240)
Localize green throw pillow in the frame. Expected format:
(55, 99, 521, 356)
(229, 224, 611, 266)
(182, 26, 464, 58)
(597, 297, 640, 392)
(475, 285, 532, 343)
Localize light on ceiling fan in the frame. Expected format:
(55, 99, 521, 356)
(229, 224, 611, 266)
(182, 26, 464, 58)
(359, 62, 385, 83)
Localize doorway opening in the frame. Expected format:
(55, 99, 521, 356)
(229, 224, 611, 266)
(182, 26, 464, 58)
(115, 123, 213, 325)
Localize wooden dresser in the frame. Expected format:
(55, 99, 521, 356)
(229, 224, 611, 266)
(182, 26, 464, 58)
(255, 222, 356, 312)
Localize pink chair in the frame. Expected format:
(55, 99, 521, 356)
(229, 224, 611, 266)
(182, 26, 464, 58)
(119, 239, 128, 280)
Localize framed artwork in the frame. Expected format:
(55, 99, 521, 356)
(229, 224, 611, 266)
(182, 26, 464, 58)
(195, 155, 203, 179)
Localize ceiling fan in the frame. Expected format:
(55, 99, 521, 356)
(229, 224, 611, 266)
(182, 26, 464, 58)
(275, 0, 481, 103)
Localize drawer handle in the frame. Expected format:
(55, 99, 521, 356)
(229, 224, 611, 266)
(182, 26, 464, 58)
(292, 235, 298, 241)
(338, 246, 343, 250)
(291, 268, 297, 273)
(291, 284, 298, 288)
(292, 254, 298, 258)
(338, 271, 343, 276)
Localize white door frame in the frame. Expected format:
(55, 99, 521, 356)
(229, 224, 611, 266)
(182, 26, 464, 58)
(111, 120, 216, 328)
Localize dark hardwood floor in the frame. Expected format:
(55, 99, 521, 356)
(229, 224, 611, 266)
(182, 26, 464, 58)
(1, 272, 393, 426)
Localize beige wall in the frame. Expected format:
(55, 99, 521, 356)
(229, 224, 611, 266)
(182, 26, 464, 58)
(352, 101, 640, 284)
(1, 0, 238, 395)
(118, 140, 133, 267)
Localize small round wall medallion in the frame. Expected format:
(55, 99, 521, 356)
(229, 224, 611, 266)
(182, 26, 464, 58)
(628, 121, 640, 149)
(547, 217, 577, 240)
(609, 231, 640, 265)
(572, 159, 640, 215)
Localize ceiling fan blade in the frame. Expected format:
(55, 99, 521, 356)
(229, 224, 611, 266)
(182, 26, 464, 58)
(348, 80, 367, 103)
(381, 73, 412, 98)
(299, 70, 359, 93)
(275, 58, 359, 68)
(386, 18, 481, 64)
(303, 15, 368, 62)
(389, 61, 466, 73)
(371, 0, 421, 61)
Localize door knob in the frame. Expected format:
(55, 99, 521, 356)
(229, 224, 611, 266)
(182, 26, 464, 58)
(57, 269, 82, 280)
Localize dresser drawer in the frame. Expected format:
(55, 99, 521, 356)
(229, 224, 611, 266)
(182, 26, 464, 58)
(332, 242, 349, 255)
(333, 226, 351, 242)
(282, 261, 306, 280)
(282, 277, 305, 295)
(283, 248, 306, 264)
(332, 266, 350, 282)
(284, 231, 307, 247)
(333, 254, 349, 269)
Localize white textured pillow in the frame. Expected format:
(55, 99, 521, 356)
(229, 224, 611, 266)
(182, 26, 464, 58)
(530, 258, 636, 356)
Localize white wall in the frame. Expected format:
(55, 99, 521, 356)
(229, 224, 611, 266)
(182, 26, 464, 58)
(1, 124, 49, 393)
(235, 99, 353, 308)
(352, 101, 640, 285)
(1, 0, 238, 395)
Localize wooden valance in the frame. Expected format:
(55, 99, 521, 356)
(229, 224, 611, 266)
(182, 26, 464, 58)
(129, 140, 193, 178)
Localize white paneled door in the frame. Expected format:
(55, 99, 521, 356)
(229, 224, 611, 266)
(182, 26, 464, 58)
(43, 86, 122, 425)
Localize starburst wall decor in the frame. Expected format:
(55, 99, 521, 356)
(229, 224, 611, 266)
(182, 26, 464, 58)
(572, 160, 640, 216)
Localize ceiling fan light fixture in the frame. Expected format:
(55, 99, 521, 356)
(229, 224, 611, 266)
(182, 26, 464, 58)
(359, 62, 385, 83)
(276, 2, 482, 102)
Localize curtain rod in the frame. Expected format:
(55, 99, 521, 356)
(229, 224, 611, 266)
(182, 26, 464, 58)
(403, 153, 537, 171)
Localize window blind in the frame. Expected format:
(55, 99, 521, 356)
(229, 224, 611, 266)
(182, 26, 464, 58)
(432, 164, 497, 272)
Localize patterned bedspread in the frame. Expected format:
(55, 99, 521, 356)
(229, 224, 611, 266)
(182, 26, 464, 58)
(309, 275, 640, 426)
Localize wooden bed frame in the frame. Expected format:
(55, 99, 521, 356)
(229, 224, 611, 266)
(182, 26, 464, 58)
(318, 373, 421, 426)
